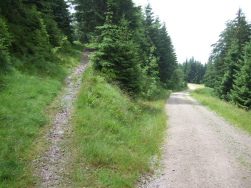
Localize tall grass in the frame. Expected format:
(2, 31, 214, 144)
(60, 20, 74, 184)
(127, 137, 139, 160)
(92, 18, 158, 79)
(191, 87, 251, 133)
(69, 68, 169, 187)
(0, 50, 82, 187)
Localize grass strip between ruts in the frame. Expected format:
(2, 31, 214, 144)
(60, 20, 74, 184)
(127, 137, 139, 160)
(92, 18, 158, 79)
(68, 68, 169, 187)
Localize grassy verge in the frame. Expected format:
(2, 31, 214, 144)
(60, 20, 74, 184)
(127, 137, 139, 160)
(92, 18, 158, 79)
(69, 68, 169, 187)
(191, 87, 251, 133)
(0, 50, 81, 187)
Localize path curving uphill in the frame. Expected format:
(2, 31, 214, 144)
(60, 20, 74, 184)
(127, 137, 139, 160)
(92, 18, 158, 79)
(143, 84, 251, 188)
(34, 52, 89, 188)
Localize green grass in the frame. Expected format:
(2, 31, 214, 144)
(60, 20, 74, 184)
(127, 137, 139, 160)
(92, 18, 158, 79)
(0, 50, 82, 187)
(68, 68, 169, 187)
(191, 87, 251, 133)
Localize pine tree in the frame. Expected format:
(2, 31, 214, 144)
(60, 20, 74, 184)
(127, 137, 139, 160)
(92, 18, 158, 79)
(144, 4, 177, 88)
(0, 0, 72, 54)
(205, 9, 251, 100)
(182, 57, 206, 84)
(73, 0, 107, 42)
(92, 15, 142, 93)
(171, 64, 186, 90)
(108, 0, 140, 30)
(73, 0, 140, 42)
(216, 40, 240, 100)
(231, 42, 251, 109)
(204, 59, 217, 88)
(51, 0, 73, 42)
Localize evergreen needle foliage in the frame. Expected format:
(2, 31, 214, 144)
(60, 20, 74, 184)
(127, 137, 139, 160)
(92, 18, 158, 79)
(204, 9, 251, 109)
(0, 17, 12, 72)
(73, 1, 185, 94)
(92, 18, 142, 94)
(182, 57, 206, 84)
(231, 42, 251, 109)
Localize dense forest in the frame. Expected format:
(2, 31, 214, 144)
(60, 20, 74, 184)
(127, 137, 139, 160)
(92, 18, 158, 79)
(0, 0, 186, 98)
(0, 0, 74, 75)
(73, 0, 186, 94)
(204, 9, 251, 109)
(182, 57, 206, 84)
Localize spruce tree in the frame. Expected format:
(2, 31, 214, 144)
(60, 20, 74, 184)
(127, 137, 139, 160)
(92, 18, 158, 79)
(204, 60, 217, 88)
(73, 0, 107, 42)
(144, 4, 177, 88)
(206, 9, 251, 100)
(182, 57, 206, 84)
(231, 42, 251, 109)
(217, 40, 240, 100)
(92, 15, 142, 94)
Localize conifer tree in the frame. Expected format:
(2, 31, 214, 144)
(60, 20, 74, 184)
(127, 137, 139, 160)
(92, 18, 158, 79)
(182, 57, 206, 84)
(216, 40, 240, 100)
(0, 17, 11, 70)
(204, 60, 217, 88)
(73, 0, 107, 42)
(205, 9, 251, 100)
(92, 14, 142, 93)
(0, 0, 72, 54)
(144, 4, 177, 87)
(231, 42, 251, 109)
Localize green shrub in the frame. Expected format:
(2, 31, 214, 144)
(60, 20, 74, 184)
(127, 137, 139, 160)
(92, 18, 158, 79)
(0, 17, 11, 71)
(92, 19, 142, 94)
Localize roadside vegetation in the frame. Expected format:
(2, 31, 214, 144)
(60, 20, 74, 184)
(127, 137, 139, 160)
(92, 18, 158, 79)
(204, 9, 251, 110)
(0, 51, 81, 187)
(191, 87, 251, 133)
(0, 0, 81, 185)
(68, 68, 169, 187)
(0, 0, 183, 187)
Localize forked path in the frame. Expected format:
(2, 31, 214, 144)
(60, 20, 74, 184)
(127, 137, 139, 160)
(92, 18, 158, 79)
(145, 84, 251, 188)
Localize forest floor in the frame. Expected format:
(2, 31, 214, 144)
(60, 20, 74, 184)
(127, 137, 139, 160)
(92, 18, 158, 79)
(33, 52, 89, 188)
(141, 84, 251, 188)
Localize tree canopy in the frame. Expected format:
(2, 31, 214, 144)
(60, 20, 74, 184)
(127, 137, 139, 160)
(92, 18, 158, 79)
(204, 9, 251, 109)
(182, 57, 206, 84)
(73, 1, 185, 95)
(0, 0, 186, 95)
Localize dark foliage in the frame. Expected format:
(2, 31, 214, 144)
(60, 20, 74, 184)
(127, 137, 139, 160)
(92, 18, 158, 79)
(182, 57, 206, 84)
(204, 9, 251, 108)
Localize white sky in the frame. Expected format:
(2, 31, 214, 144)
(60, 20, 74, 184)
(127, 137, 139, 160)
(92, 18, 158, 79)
(133, 0, 251, 63)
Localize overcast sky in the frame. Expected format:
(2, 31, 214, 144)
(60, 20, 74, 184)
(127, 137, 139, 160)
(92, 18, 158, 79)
(133, 0, 251, 63)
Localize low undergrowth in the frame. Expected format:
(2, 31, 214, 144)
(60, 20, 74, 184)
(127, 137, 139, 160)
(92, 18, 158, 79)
(69, 68, 169, 187)
(0, 50, 81, 187)
(191, 87, 251, 133)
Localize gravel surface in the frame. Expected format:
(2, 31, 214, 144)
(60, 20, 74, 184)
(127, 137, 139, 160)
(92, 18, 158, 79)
(140, 84, 251, 188)
(34, 52, 89, 188)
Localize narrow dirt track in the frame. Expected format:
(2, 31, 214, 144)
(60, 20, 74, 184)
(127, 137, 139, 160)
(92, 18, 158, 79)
(34, 52, 89, 188)
(144, 84, 251, 188)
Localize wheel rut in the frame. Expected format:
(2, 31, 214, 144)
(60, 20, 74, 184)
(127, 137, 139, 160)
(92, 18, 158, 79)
(33, 52, 90, 188)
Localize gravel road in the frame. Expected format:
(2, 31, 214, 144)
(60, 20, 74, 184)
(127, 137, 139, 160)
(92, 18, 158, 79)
(143, 84, 251, 188)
